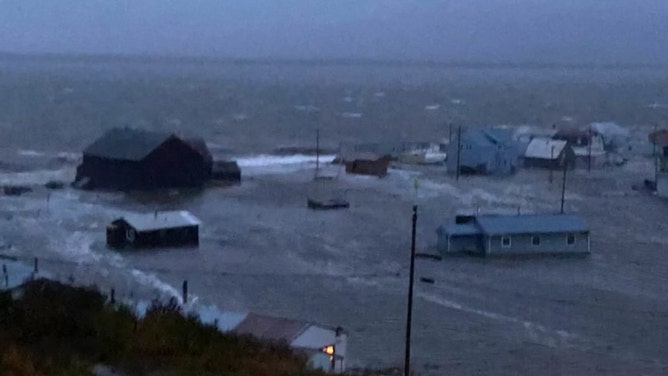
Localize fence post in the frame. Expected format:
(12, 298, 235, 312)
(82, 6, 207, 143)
(2, 264, 7, 287)
(34, 257, 39, 274)
(110, 288, 116, 304)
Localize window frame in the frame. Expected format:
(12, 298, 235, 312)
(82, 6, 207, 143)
(501, 235, 511, 248)
(531, 235, 541, 246)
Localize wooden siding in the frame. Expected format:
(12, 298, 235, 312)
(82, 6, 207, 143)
(486, 231, 590, 255)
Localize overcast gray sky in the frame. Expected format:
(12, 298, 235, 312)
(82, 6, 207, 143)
(1, 0, 667, 64)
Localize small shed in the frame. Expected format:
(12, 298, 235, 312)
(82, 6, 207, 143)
(338, 152, 392, 177)
(106, 210, 200, 249)
(437, 213, 590, 256)
(523, 138, 575, 169)
(212, 160, 241, 183)
(232, 312, 347, 373)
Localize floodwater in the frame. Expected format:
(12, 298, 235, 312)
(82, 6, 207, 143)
(1, 58, 668, 375)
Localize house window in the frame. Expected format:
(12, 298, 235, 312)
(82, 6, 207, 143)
(501, 236, 511, 248)
(531, 235, 541, 246)
(567, 234, 576, 245)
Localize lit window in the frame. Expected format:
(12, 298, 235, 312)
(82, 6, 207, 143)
(322, 345, 335, 355)
(501, 236, 511, 247)
(532, 235, 541, 246)
(567, 234, 575, 245)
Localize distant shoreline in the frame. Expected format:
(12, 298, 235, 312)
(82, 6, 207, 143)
(1, 51, 666, 71)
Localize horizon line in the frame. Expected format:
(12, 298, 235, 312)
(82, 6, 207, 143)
(0, 51, 667, 71)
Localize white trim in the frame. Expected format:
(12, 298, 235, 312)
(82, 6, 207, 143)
(501, 235, 512, 248)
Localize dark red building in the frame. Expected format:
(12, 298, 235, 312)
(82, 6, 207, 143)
(74, 128, 213, 190)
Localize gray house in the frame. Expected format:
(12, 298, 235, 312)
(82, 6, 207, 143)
(446, 128, 519, 175)
(437, 213, 590, 256)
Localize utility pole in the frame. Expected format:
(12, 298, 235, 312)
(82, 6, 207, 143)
(549, 145, 555, 185)
(456, 126, 462, 182)
(404, 205, 418, 376)
(315, 128, 320, 176)
(588, 127, 592, 173)
(654, 123, 659, 183)
(560, 159, 568, 214)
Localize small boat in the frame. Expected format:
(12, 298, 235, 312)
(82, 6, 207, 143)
(307, 129, 349, 210)
(398, 143, 447, 165)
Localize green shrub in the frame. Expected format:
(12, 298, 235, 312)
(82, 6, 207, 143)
(0, 279, 326, 376)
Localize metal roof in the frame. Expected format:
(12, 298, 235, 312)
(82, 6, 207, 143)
(524, 138, 568, 160)
(483, 128, 514, 145)
(83, 128, 173, 161)
(232, 312, 309, 343)
(474, 214, 589, 235)
(116, 210, 201, 232)
(462, 128, 515, 148)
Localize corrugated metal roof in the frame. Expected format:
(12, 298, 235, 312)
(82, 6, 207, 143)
(118, 210, 200, 232)
(475, 214, 589, 235)
(524, 138, 567, 160)
(83, 128, 173, 161)
(233, 312, 309, 343)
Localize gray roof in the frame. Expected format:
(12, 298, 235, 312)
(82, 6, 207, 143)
(475, 214, 588, 235)
(84, 128, 173, 161)
(524, 138, 568, 160)
(232, 312, 309, 343)
(116, 210, 201, 232)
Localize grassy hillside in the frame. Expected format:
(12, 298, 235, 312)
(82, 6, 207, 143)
(0, 279, 326, 376)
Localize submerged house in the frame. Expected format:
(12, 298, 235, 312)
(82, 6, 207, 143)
(523, 138, 575, 170)
(75, 128, 213, 190)
(436, 213, 590, 256)
(106, 210, 200, 249)
(446, 128, 519, 175)
(233, 313, 347, 373)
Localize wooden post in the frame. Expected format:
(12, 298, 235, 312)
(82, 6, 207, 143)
(2, 264, 7, 287)
(182, 280, 188, 304)
(110, 288, 116, 304)
(560, 160, 568, 214)
(404, 205, 418, 376)
(33, 257, 38, 274)
(456, 126, 462, 182)
(549, 145, 555, 185)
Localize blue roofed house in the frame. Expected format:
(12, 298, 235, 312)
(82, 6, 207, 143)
(436, 213, 591, 256)
(446, 128, 520, 175)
